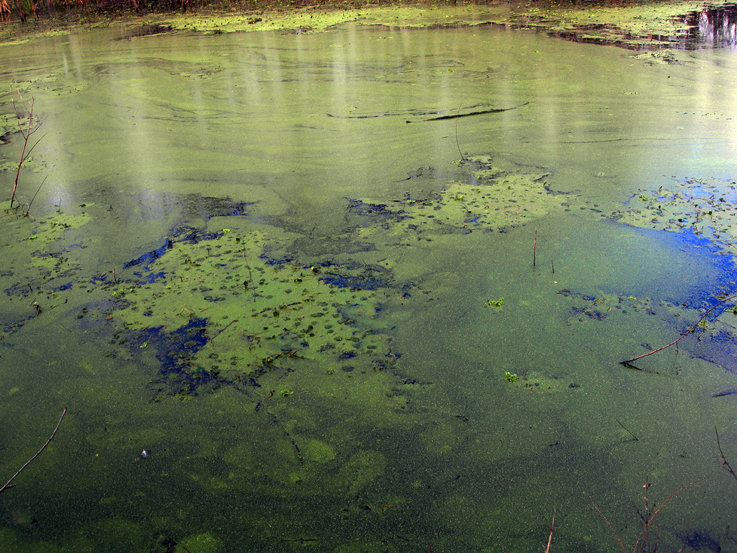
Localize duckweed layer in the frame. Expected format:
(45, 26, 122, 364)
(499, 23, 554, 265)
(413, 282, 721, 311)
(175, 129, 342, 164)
(110, 226, 397, 386)
(354, 156, 563, 246)
(618, 176, 737, 258)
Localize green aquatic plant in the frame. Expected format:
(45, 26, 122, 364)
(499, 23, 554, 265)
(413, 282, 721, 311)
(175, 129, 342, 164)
(486, 297, 504, 308)
(503, 371, 518, 383)
(279, 389, 293, 397)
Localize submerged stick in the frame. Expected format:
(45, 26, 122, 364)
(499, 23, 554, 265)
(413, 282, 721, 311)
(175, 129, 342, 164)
(25, 174, 48, 216)
(0, 407, 67, 494)
(454, 98, 465, 162)
(209, 319, 239, 344)
(616, 419, 639, 442)
(544, 495, 556, 553)
(424, 102, 530, 121)
(715, 426, 737, 485)
(533, 228, 537, 268)
(621, 292, 737, 368)
(582, 488, 627, 553)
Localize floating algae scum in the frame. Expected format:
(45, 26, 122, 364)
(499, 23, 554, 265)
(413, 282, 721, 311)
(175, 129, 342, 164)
(2, 4, 737, 551)
(3, 157, 568, 398)
(110, 223, 401, 399)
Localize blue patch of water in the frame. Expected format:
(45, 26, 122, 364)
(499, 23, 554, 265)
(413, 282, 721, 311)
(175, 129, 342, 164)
(134, 271, 166, 284)
(134, 317, 221, 393)
(89, 273, 108, 284)
(612, 223, 736, 309)
(319, 273, 387, 290)
(347, 199, 410, 227)
(124, 239, 173, 269)
(675, 529, 723, 551)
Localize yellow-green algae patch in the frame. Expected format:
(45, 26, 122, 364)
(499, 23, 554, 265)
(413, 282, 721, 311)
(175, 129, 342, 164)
(139, 0, 734, 42)
(355, 155, 563, 246)
(505, 370, 567, 393)
(510, 0, 736, 49)
(13, 72, 91, 96)
(617, 177, 737, 257)
(303, 438, 336, 463)
(0, 205, 93, 336)
(2, 209, 91, 279)
(175, 532, 222, 553)
(0, 0, 725, 49)
(2, 203, 91, 244)
(145, 4, 511, 34)
(116, 228, 392, 374)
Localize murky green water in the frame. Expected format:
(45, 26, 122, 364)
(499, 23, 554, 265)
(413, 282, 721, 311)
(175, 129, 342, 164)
(2, 13, 737, 552)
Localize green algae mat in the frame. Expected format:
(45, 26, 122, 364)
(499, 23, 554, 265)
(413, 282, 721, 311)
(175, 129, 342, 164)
(1, 153, 577, 402)
(50, 155, 572, 396)
(618, 176, 737, 258)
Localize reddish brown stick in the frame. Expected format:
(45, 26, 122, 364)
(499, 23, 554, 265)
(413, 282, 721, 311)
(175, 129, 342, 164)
(10, 89, 46, 210)
(584, 476, 706, 553)
(715, 426, 737, 484)
(582, 488, 627, 553)
(638, 476, 709, 551)
(544, 495, 556, 553)
(0, 407, 67, 494)
(621, 292, 737, 367)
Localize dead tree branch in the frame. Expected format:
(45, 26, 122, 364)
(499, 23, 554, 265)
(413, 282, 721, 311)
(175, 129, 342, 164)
(9, 88, 47, 210)
(0, 407, 67, 494)
(621, 292, 737, 369)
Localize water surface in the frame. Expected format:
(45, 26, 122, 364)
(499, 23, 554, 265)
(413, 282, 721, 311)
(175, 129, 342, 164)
(1, 13, 737, 553)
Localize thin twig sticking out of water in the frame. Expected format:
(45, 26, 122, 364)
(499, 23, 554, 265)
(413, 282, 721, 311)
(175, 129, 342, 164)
(243, 242, 254, 301)
(25, 175, 48, 217)
(543, 495, 556, 553)
(0, 407, 67, 494)
(10, 88, 47, 210)
(583, 476, 708, 553)
(455, 98, 465, 163)
(620, 291, 737, 369)
(716, 426, 737, 485)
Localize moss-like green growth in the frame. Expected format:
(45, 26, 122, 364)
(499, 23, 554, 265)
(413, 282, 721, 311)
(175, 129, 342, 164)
(504, 371, 518, 383)
(355, 156, 563, 248)
(111, 227, 395, 387)
(486, 297, 504, 308)
(617, 177, 737, 258)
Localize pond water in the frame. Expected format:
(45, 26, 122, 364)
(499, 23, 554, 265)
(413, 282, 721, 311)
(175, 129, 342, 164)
(1, 8, 737, 552)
